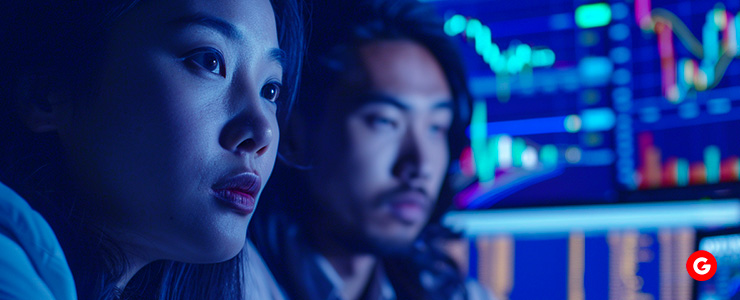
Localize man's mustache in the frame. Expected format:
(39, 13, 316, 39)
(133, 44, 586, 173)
(375, 185, 432, 209)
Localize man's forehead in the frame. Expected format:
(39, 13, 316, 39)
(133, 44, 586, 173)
(356, 91, 454, 112)
(358, 40, 452, 102)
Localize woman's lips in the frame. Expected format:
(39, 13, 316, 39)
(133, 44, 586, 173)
(212, 172, 261, 215)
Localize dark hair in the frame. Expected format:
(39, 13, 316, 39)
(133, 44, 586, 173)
(295, 0, 470, 229)
(133, 0, 305, 299)
(259, 0, 471, 299)
(285, 0, 471, 165)
(0, 0, 303, 299)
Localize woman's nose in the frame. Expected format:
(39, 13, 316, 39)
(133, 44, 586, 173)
(219, 78, 275, 157)
(220, 109, 274, 156)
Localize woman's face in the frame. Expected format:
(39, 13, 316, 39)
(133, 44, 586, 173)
(57, 0, 282, 263)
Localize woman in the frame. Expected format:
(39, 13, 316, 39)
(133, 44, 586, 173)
(0, 0, 302, 298)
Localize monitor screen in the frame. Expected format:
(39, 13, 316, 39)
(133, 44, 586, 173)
(430, 0, 740, 209)
(696, 229, 740, 300)
(447, 228, 696, 300)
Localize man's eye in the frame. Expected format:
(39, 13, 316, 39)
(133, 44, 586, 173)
(261, 82, 282, 102)
(366, 115, 398, 129)
(431, 124, 450, 135)
(184, 48, 226, 77)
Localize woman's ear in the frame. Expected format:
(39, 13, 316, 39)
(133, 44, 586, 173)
(17, 74, 70, 133)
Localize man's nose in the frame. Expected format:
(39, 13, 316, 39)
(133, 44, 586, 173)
(392, 124, 432, 183)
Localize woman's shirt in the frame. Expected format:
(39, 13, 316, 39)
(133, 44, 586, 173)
(0, 181, 76, 300)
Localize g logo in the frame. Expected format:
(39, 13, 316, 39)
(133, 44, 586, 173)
(693, 257, 709, 275)
(686, 250, 716, 281)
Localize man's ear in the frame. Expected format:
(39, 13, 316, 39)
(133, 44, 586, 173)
(17, 74, 69, 133)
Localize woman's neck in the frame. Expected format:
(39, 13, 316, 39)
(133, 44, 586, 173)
(96, 223, 155, 290)
(115, 254, 149, 290)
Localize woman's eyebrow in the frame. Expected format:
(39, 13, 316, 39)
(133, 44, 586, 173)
(169, 14, 286, 71)
(269, 48, 287, 72)
(168, 13, 243, 40)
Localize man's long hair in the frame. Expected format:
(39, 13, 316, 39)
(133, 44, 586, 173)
(255, 0, 473, 298)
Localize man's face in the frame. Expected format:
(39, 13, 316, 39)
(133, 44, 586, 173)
(311, 40, 453, 252)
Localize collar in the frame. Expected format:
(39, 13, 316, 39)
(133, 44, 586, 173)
(313, 253, 396, 300)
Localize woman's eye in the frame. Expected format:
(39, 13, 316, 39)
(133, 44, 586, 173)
(184, 48, 225, 77)
(261, 82, 281, 102)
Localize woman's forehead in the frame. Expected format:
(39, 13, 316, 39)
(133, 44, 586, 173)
(115, 0, 278, 45)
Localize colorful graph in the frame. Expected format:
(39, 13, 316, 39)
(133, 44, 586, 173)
(461, 228, 696, 300)
(462, 98, 616, 180)
(455, 100, 563, 208)
(444, 15, 557, 101)
(635, 0, 740, 102)
(466, 101, 560, 183)
(435, 0, 740, 204)
(455, 99, 620, 208)
(635, 132, 740, 189)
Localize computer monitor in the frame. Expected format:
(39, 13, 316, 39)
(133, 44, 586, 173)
(430, 0, 740, 210)
(695, 228, 740, 300)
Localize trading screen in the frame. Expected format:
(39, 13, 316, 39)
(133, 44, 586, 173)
(434, 0, 740, 210)
(697, 230, 740, 300)
(430, 0, 740, 299)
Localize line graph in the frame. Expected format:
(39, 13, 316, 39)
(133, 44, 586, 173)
(635, 0, 740, 102)
(444, 15, 557, 102)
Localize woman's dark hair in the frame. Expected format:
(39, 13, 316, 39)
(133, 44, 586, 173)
(258, 0, 471, 299)
(0, 0, 303, 299)
(135, 0, 305, 299)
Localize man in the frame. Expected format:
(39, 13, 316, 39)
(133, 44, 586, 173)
(251, 0, 491, 299)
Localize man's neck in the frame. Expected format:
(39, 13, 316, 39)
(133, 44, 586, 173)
(309, 229, 380, 300)
(325, 252, 378, 300)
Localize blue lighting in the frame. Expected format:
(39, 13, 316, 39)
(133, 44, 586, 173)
(609, 47, 631, 64)
(608, 23, 630, 41)
(581, 108, 616, 131)
(611, 68, 632, 85)
(578, 57, 613, 86)
(444, 200, 740, 236)
(473, 116, 569, 136)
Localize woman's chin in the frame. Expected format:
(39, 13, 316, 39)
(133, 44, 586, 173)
(179, 235, 247, 264)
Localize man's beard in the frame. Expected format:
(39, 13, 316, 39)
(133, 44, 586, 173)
(312, 185, 434, 258)
(335, 224, 420, 258)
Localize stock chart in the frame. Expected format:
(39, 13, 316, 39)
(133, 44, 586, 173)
(436, 0, 740, 209)
(430, 0, 740, 299)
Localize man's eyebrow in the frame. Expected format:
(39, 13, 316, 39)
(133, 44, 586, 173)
(364, 92, 411, 111)
(364, 92, 454, 112)
(168, 13, 242, 40)
(432, 100, 454, 111)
